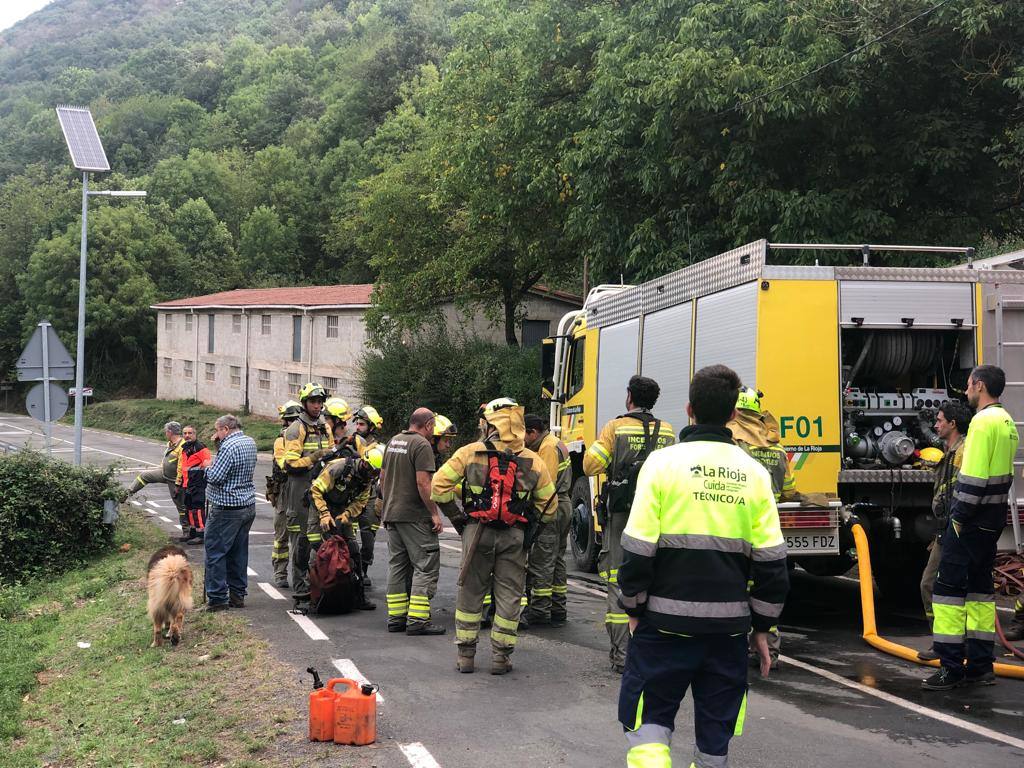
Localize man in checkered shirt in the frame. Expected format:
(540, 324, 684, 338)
(202, 414, 259, 612)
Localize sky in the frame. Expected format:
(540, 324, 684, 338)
(0, 0, 54, 33)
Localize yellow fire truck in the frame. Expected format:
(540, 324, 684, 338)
(543, 240, 1024, 596)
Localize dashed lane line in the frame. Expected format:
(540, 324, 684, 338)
(400, 742, 442, 768)
(158, 516, 173, 523)
(247, 567, 258, 576)
(780, 654, 1024, 752)
(288, 611, 329, 641)
(129, 500, 143, 508)
(0, 422, 158, 465)
(258, 583, 286, 601)
(332, 659, 386, 703)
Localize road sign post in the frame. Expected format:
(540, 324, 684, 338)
(17, 321, 75, 455)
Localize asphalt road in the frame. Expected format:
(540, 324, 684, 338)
(4, 413, 1024, 768)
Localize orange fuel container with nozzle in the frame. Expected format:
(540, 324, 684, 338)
(307, 667, 336, 742)
(329, 678, 377, 746)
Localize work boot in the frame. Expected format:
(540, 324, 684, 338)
(921, 667, 965, 691)
(611, 662, 625, 675)
(521, 608, 550, 627)
(273, 577, 289, 589)
(362, 575, 373, 589)
(917, 646, 939, 662)
(491, 653, 513, 675)
(387, 620, 407, 633)
(550, 613, 567, 628)
(356, 596, 377, 611)
(406, 622, 446, 636)
(456, 652, 475, 674)
(228, 593, 245, 609)
(199, 601, 229, 613)
(1003, 621, 1024, 642)
(965, 670, 996, 686)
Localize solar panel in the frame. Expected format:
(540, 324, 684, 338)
(55, 106, 110, 172)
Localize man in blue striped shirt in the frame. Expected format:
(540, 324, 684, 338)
(203, 414, 259, 612)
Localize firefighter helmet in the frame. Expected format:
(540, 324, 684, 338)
(483, 397, 518, 416)
(365, 444, 385, 471)
(736, 387, 762, 415)
(433, 414, 457, 437)
(324, 397, 351, 421)
(298, 382, 327, 402)
(919, 447, 944, 465)
(278, 400, 303, 421)
(354, 405, 383, 431)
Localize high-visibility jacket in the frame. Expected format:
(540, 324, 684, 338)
(533, 430, 572, 501)
(931, 435, 964, 527)
(950, 403, 1019, 531)
(162, 439, 184, 483)
(282, 413, 330, 472)
(311, 457, 371, 525)
(618, 424, 790, 636)
(583, 410, 675, 479)
(431, 406, 557, 524)
(273, 433, 287, 470)
(735, 441, 797, 502)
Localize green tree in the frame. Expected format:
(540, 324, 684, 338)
(239, 205, 300, 280)
(168, 198, 242, 295)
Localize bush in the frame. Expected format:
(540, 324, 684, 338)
(359, 331, 546, 446)
(0, 452, 124, 584)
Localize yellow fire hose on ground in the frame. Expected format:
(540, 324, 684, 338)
(850, 522, 1024, 680)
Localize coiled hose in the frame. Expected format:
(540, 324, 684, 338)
(850, 523, 1024, 678)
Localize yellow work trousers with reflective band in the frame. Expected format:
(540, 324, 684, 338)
(384, 520, 440, 629)
(525, 496, 571, 620)
(271, 492, 290, 581)
(284, 470, 314, 599)
(455, 522, 528, 658)
(599, 510, 630, 666)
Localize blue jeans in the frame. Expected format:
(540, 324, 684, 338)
(204, 503, 256, 604)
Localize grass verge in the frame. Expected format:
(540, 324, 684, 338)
(62, 399, 282, 451)
(0, 508, 335, 768)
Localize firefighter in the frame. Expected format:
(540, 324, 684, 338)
(617, 364, 789, 768)
(726, 386, 798, 669)
(584, 376, 675, 674)
(431, 398, 556, 674)
(306, 397, 357, 559)
(353, 405, 385, 588)
(283, 383, 332, 609)
(431, 414, 458, 463)
(917, 401, 970, 661)
(380, 408, 447, 635)
(924, 364, 1018, 690)
(310, 445, 385, 612)
(129, 421, 189, 541)
(269, 400, 302, 588)
(522, 412, 572, 627)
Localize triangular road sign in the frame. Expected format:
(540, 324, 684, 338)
(16, 321, 75, 381)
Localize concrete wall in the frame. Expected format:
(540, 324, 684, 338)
(155, 295, 578, 418)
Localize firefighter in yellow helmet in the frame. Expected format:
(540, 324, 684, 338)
(283, 383, 332, 608)
(431, 414, 458, 463)
(303, 396, 357, 574)
(267, 401, 302, 587)
(583, 376, 675, 674)
(309, 445, 383, 612)
(431, 398, 556, 675)
(353, 405, 385, 587)
(726, 385, 797, 670)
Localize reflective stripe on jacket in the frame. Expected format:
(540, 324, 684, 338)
(583, 411, 675, 479)
(617, 424, 790, 635)
(736, 441, 797, 502)
(950, 403, 1018, 530)
(535, 431, 572, 499)
(283, 413, 329, 472)
(311, 457, 370, 524)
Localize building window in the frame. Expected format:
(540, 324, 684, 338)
(230, 366, 241, 388)
(232, 314, 242, 334)
(205, 363, 216, 382)
(163, 358, 172, 375)
(292, 315, 303, 362)
(326, 315, 339, 339)
(258, 369, 271, 391)
(164, 313, 173, 331)
(322, 376, 338, 391)
(521, 319, 550, 348)
(183, 360, 194, 379)
(288, 372, 301, 392)
(185, 314, 193, 332)
(207, 314, 215, 353)
(261, 315, 271, 335)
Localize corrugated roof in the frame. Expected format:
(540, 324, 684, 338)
(153, 285, 374, 309)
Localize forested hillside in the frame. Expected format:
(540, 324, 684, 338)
(0, 0, 1021, 389)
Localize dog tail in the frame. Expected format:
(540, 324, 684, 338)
(147, 554, 194, 620)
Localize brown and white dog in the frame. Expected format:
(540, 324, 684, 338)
(147, 545, 194, 647)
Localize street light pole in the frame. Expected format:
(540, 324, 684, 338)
(73, 171, 88, 465)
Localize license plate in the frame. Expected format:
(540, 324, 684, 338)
(783, 528, 839, 555)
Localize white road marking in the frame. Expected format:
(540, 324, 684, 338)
(129, 500, 143, 508)
(146, 501, 161, 509)
(0, 424, 30, 433)
(333, 658, 386, 703)
(258, 582, 286, 600)
(400, 742, 442, 768)
(780, 654, 1024, 751)
(439, 542, 461, 552)
(0, 431, 30, 436)
(288, 611, 329, 641)
(248, 531, 273, 536)
(247, 567, 258, 576)
(567, 579, 607, 598)
(158, 516, 173, 523)
(5, 423, 158, 465)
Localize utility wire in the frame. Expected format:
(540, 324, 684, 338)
(720, 0, 953, 116)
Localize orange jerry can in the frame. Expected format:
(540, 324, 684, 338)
(329, 678, 377, 746)
(307, 667, 337, 742)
